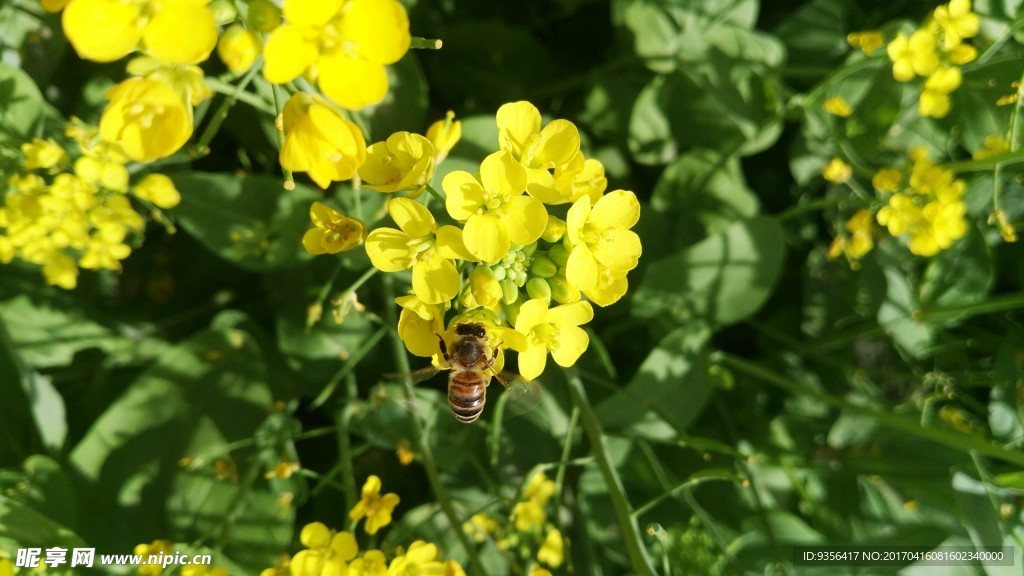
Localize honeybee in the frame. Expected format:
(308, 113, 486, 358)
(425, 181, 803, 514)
(398, 322, 538, 423)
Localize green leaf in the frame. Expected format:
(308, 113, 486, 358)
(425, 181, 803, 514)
(632, 216, 786, 326)
(68, 312, 282, 556)
(595, 323, 712, 432)
(0, 318, 65, 454)
(0, 494, 86, 550)
(0, 63, 53, 144)
(627, 29, 784, 165)
(919, 226, 994, 319)
(773, 0, 849, 71)
(171, 173, 321, 271)
(651, 148, 760, 245)
(877, 268, 933, 358)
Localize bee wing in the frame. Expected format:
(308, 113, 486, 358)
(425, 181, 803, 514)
(382, 365, 443, 385)
(493, 371, 542, 419)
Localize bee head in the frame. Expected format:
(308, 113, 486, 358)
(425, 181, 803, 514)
(454, 322, 487, 339)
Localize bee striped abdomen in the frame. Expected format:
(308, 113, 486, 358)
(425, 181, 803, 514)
(448, 374, 487, 423)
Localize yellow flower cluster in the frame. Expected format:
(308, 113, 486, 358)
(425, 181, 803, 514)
(349, 475, 400, 535)
(827, 209, 875, 265)
(1, 126, 181, 289)
(280, 512, 465, 576)
(462, 472, 565, 571)
(874, 149, 968, 256)
(886, 0, 979, 118)
(300, 101, 643, 382)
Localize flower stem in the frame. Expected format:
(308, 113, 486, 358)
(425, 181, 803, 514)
(271, 84, 294, 190)
(204, 77, 276, 115)
(563, 367, 658, 576)
(381, 274, 486, 574)
(336, 372, 359, 514)
(193, 60, 264, 155)
(410, 37, 443, 50)
(425, 183, 446, 206)
(310, 327, 386, 409)
(717, 353, 1024, 466)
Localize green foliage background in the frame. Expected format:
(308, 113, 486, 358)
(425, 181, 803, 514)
(2, 0, 1024, 574)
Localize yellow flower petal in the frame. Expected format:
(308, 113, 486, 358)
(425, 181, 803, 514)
(590, 189, 640, 230)
(218, 24, 263, 74)
(340, 0, 410, 64)
(143, 2, 218, 64)
(593, 229, 641, 271)
(318, 53, 388, 109)
(330, 531, 358, 561)
(504, 195, 547, 246)
(464, 212, 509, 263)
(566, 194, 591, 246)
(550, 325, 588, 367)
(283, 0, 344, 27)
(434, 225, 476, 261)
(133, 173, 181, 208)
(99, 78, 192, 162)
(518, 343, 548, 381)
(515, 298, 549, 333)
(526, 119, 580, 168)
(300, 522, 332, 548)
(62, 0, 141, 62)
(412, 250, 460, 304)
(566, 245, 598, 291)
(496, 101, 541, 158)
(547, 300, 594, 327)
(262, 24, 319, 83)
(365, 228, 415, 272)
(388, 197, 434, 238)
(480, 150, 527, 197)
(443, 171, 485, 220)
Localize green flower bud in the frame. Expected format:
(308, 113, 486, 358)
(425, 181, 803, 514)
(548, 275, 581, 305)
(209, 0, 238, 25)
(522, 242, 538, 257)
(500, 278, 519, 305)
(526, 277, 552, 302)
(548, 243, 570, 268)
(530, 256, 558, 278)
(491, 265, 507, 281)
(246, 0, 282, 32)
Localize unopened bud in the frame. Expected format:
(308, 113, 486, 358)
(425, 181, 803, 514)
(525, 277, 552, 302)
(548, 275, 580, 305)
(208, 0, 238, 25)
(530, 256, 557, 278)
(500, 278, 519, 305)
(246, 0, 282, 32)
(548, 243, 570, 268)
(542, 216, 566, 242)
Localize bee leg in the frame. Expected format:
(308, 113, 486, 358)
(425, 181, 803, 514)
(435, 332, 451, 365)
(485, 340, 504, 371)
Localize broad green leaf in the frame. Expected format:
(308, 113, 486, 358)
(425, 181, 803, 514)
(877, 268, 933, 358)
(919, 226, 993, 317)
(0, 319, 65, 454)
(0, 494, 86, 550)
(0, 456, 77, 530)
(595, 323, 712, 432)
(171, 173, 321, 271)
(773, 0, 849, 71)
(0, 63, 53, 145)
(651, 149, 759, 245)
(69, 312, 283, 557)
(950, 59, 1019, 151)
(627, 29, 784, 165)
(632, 216, 786, 326)
(990, 333, 1024, 442)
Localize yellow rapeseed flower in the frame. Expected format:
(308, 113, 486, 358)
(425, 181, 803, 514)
(133, 173, 181, 209)
(537, 529, 564, 568)
(565, 190, 641, 306)
(828, 209, 875, 263)
(280, 93, 366, 189)
(426, 111, 461, 164)
(349, 475, 400, 535)
(292, 523, 359, 576)
(0, 558, 14, 576)
(358, 132, 435, 194)
(385, 541, 443, 576)
(872, 168, 902, 193)
(823, 96, 853, 117)
(552, 151, 607, 205)
(301, 201, 365, 255)
(463, 512, 499, 543)
(524, 471, 556, 504)
(934, 0, 979, 48)
(62, 0, 218, 64)
(395, 293, 445, 357)
(512, 499, 547, 532)
(847, 31, 885, 55)
(973, 134, 1011, 159)
(365, 197, 475, 304)
(217, 24, 263, 75)
(442, 150, 547, 263)
(919, 66, 962, 118)
(22, 138, 67, 170)
(263, 0, 410, 110)
(496, 101, 581, 202)
(135, 540, 173, 576)
(887, 30, 939, 82)
(822, 158, 852, 184)
(99, 77, 193, 162)
(514, 299, 593, 381)
(348, 550, 387, 576)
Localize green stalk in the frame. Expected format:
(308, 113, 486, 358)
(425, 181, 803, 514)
(336, 373, 359, 514)
(310, 327, 386, 409)
(204, 77, 276, 115)
(381, 274, 486, 573)
(925, 290, 1024, 323)
(563, 368, 658, 576)
(271, 84, 294, 189)
(193, 60, 263, 155)
(410, 37, 443, 50)
(425, 183, 446, 206)
(719, 354, 1024, 467)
